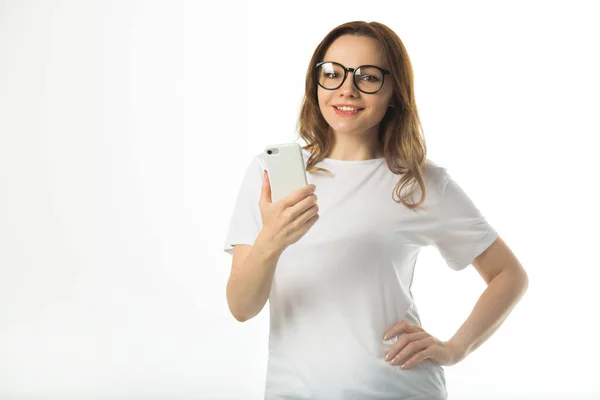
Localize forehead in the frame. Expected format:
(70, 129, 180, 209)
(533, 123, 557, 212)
(322, 35, 387, 68)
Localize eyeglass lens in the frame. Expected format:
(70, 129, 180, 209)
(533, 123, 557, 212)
(317, 62, 383, 93)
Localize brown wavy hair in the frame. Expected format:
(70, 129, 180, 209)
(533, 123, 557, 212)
(295, 21, 428, 210)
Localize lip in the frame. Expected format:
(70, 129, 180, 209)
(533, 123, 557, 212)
(333, 104, 364, 109)
(333, 106, 363, 116)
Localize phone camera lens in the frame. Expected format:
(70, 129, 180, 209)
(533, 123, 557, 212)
(267, 150, 272, 154)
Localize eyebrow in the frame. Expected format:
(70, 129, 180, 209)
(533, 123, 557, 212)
(324, 61, 386, 69)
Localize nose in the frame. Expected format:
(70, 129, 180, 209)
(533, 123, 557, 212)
(338, 72, 360, 96)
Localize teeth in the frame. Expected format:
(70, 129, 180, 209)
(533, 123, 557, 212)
(335, 106, 360, 111)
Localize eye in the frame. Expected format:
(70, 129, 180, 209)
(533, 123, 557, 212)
(324, 72, 339, 79)
(361, 75, 380, 82)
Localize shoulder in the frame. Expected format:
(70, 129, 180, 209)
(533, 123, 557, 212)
(248, 151, 267, 171)
(423, 158, 449, 193)
(234, 151, 267, 186)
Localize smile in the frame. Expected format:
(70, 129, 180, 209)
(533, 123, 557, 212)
(333, 106, 363, 116)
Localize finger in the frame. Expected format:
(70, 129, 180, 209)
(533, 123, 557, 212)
(260, 170, 272, 204)
(400, 348, 434, 369)
(280, 183, 316, 208)
(385, 332, 429, 363)
(383, 320, 423, 340)
(390, 337, 433, 366)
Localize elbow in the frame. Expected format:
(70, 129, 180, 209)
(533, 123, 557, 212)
(231, 303, 252, 322)
(521, 270, 529, 293)
(228, 302, 259, 323)
(226, 296, 249, 323)
(233, 313, 249, 323)
(515, 264, 529, 292)
(226, 283, 252, 323)
(227, 300, 250, 323)
(510, 267, 529, 297)
(232, 309, 256, 323)
(506, 263, 529, 293)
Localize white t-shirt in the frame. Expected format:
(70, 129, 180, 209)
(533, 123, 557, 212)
(223, 148, 499, 400)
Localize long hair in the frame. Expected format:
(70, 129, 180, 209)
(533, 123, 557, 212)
(296, 21, 428, 209)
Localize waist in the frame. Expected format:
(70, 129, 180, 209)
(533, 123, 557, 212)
(266, 345, 447, 400)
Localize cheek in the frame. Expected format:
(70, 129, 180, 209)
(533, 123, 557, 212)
(317, 89, 327, 103)
(364, 101, 389, 117)
(373, 97, 392, 114)
(317, 92, 331, 112)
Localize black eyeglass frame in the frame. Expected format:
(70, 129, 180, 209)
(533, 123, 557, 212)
(315, 61, 391, 94)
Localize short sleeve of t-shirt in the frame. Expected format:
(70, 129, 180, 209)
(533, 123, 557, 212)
(223, 153, 265, 256)
(432, 168, 499, 271)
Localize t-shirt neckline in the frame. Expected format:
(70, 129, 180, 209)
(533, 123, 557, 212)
(301, 148, 385, 165)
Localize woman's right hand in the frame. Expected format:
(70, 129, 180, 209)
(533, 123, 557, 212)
(258, 170, 320, 251)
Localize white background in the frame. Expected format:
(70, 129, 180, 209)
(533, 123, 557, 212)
(1, 1, 599, 399)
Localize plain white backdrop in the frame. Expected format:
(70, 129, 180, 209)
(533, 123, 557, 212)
(0, 0, 599, 399)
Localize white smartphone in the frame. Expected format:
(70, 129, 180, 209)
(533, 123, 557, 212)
(264, 142, 309, 203)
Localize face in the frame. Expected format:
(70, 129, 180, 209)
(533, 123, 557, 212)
(316, 35, 394, 138)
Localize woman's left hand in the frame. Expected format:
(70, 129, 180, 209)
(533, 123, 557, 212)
(382, 320, 465, 369)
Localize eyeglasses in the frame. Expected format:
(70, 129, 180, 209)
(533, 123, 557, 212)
(315, 61, 390, 94)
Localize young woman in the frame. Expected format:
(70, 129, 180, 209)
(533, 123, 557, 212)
(224, 21, 528, 400)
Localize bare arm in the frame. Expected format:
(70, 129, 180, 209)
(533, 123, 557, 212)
(225, 169, 318, 322)
(226, 231, 285, 322)
(448, 236, 529, 360)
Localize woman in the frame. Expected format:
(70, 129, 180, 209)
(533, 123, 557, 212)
(223, 21, 528, 400)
